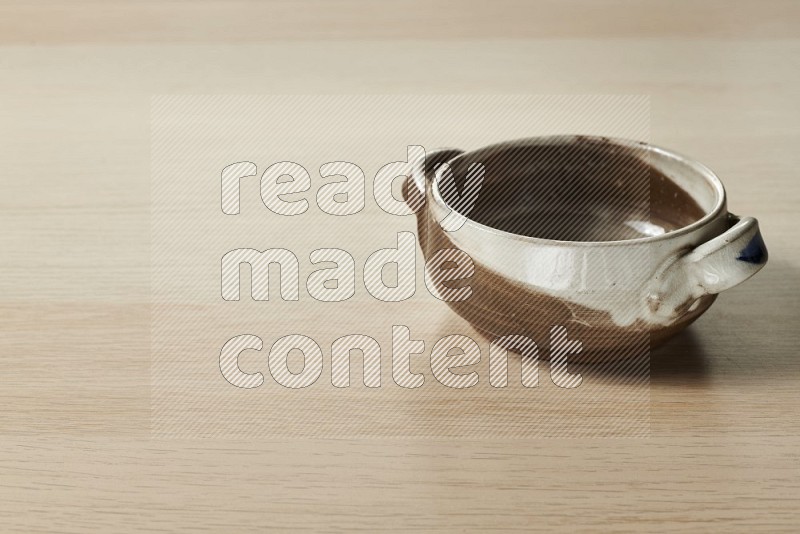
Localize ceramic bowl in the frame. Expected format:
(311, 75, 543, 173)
(406, 136, 768, 359)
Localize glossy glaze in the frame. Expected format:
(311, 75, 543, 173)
(408, 136, 767, 359)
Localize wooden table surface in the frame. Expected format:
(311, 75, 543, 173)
(1, 1, 799, 531)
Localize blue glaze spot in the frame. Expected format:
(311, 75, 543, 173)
(737, 232, 767, 264)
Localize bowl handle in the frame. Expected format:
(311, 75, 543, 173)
(648, 214, 767, 319)
(408, 147, 465, 202)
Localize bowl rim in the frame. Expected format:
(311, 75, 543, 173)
(428, 135, 728, 247)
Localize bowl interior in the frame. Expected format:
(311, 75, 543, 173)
(439, 137, 712, 242)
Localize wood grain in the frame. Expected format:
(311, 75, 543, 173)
(1, 1, 799, 531)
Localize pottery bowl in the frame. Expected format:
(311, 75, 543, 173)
(407, 136, 768, 360)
